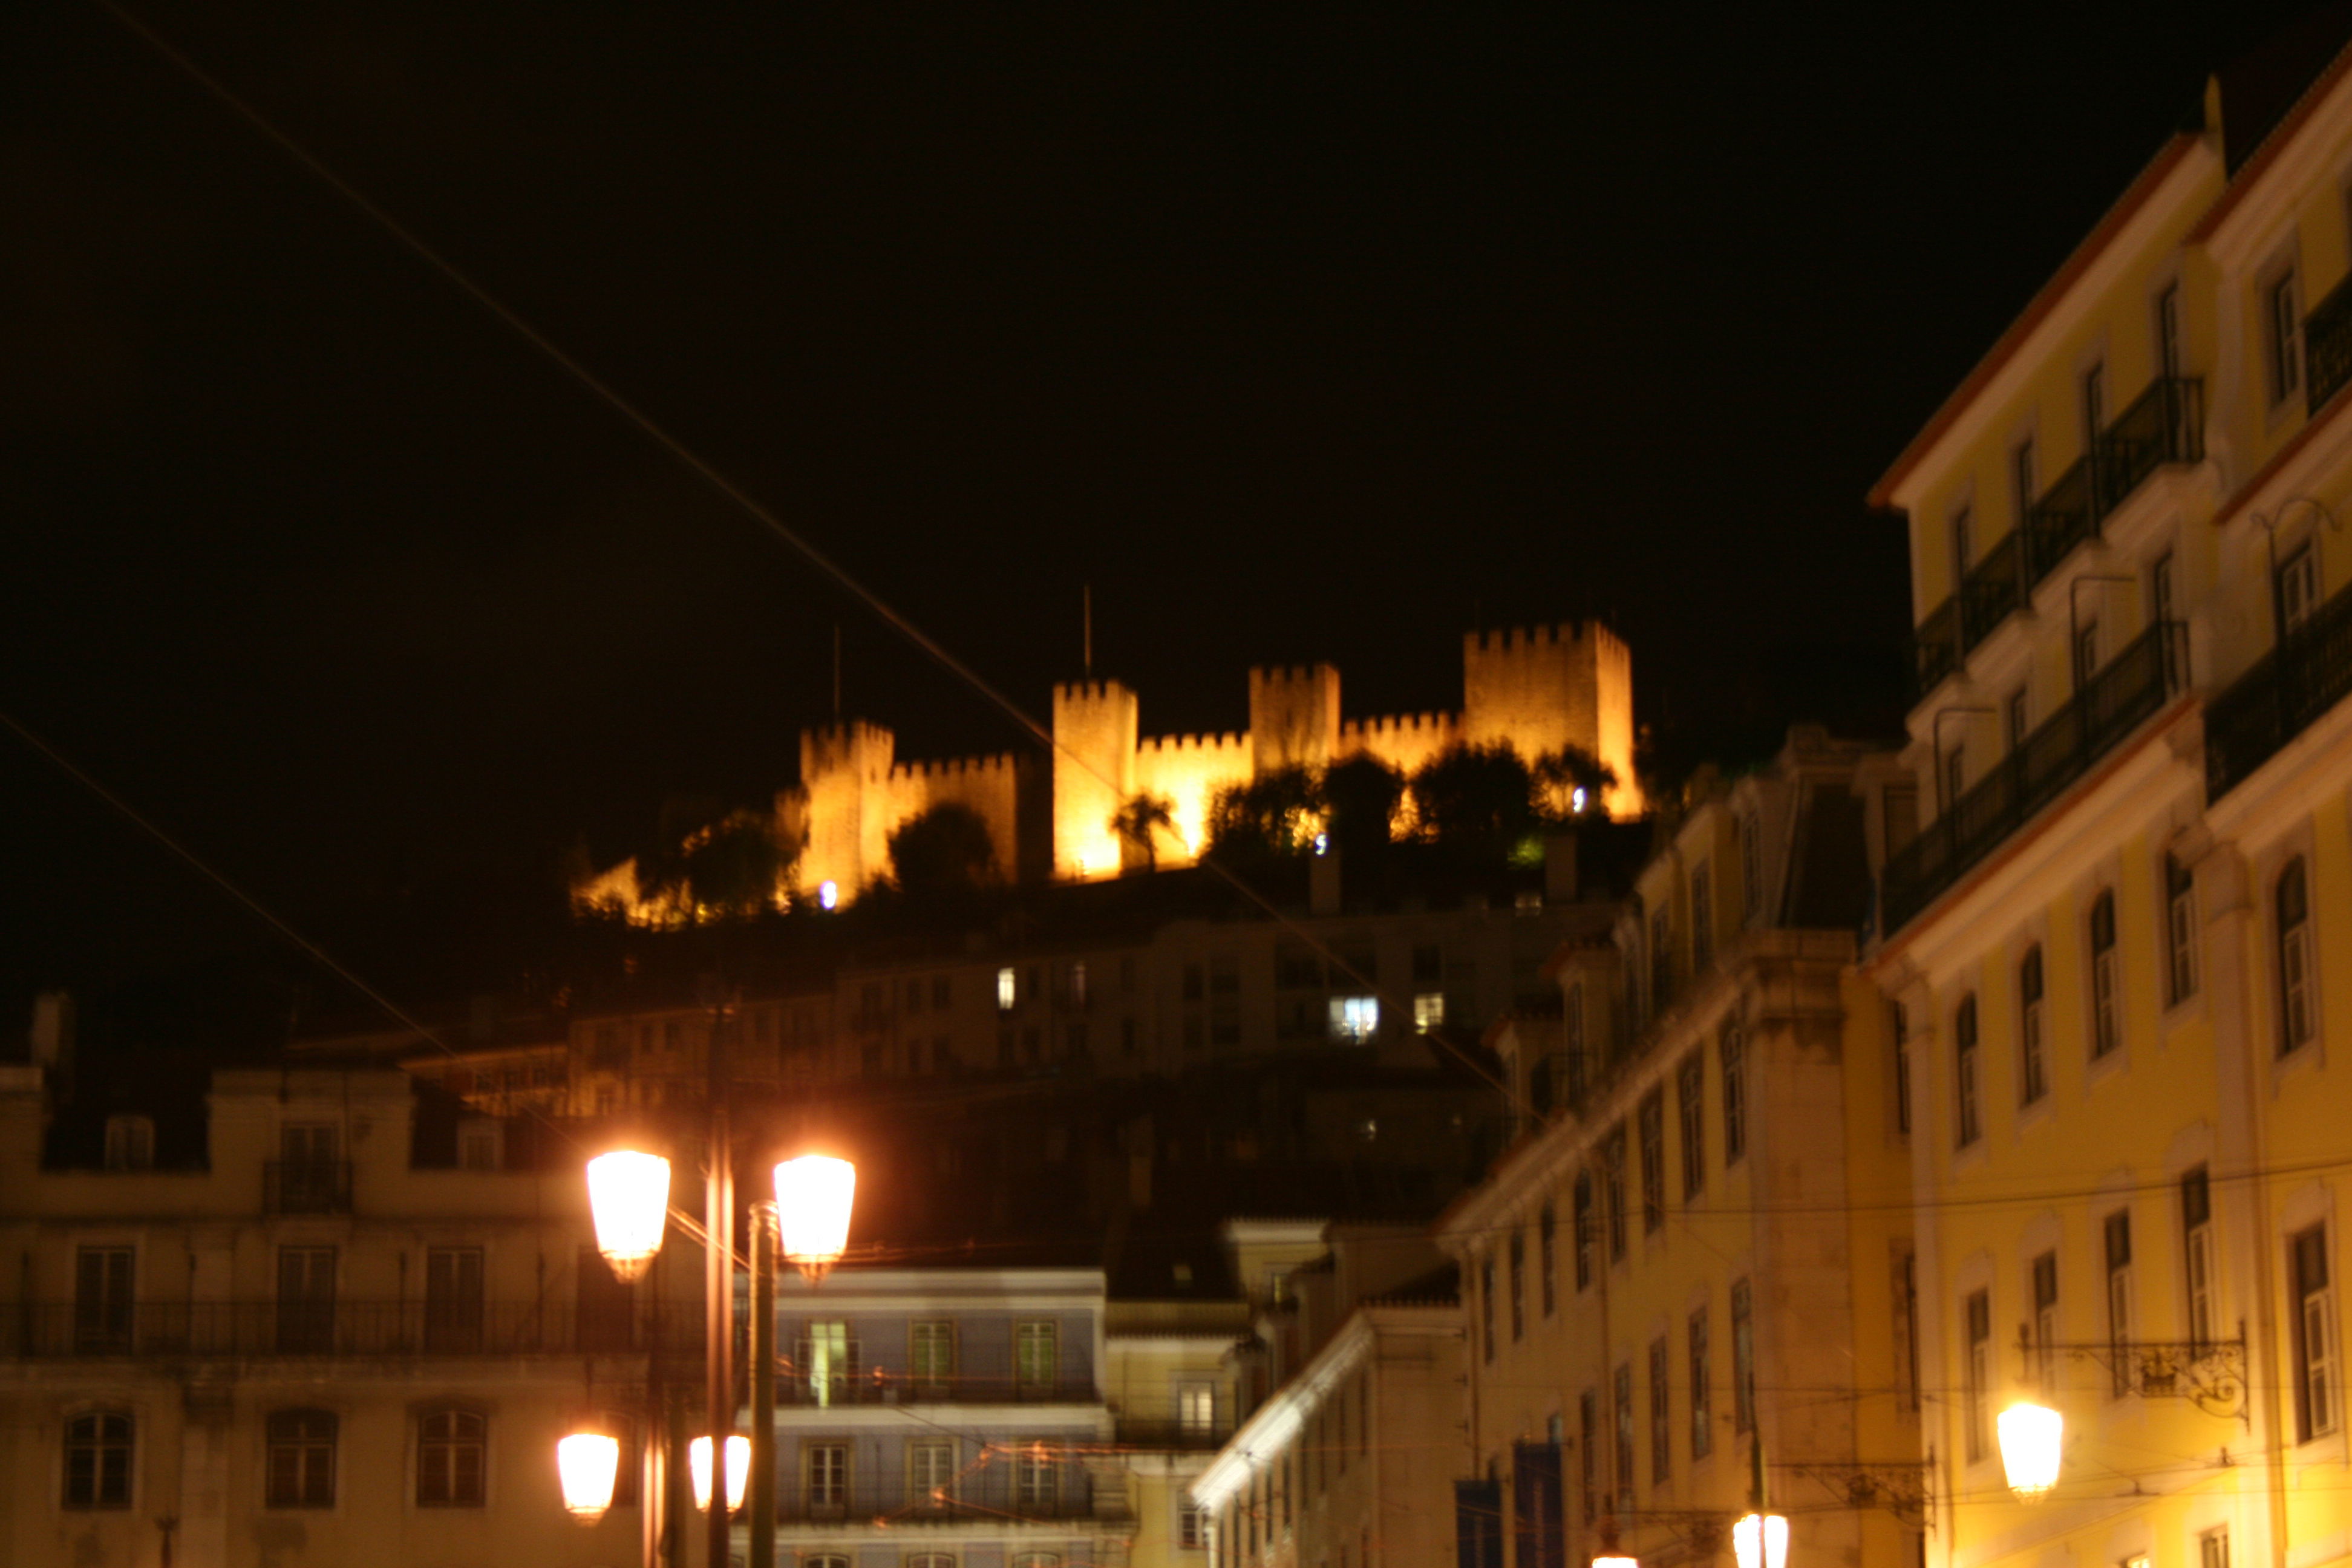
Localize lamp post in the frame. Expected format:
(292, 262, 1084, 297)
(573, 1135, 854, 1567)
(1997, 1402, 2063, 1501)
(1731, 1429, 1788, 1568)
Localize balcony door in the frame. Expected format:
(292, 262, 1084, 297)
(425, 1247, 485, 1353)
(74, 1246, 134, 1353)
(276, 1246, 337, 1353)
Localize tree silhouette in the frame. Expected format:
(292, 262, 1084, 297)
(1204, 766, 1323, 863)
(1534, 745, 1618, 820)
(887, 803, 1001, 900)
(1409, 744, 1543, 853)
(679, 809, 795, 916)
(1324, 754, 1404, 854)
(1110, 792, 1178, 872)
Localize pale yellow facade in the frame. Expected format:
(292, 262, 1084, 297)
(1875, 37, 2352, 1568)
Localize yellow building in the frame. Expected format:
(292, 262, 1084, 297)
(1870, 30, 2352, 1568)
(1441, 728, 1919, 1568)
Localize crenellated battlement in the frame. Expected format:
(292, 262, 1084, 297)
(1137, 731, 1249, 758)
(1053, 679, 1131, 706)
(889, 752, 1019, 785)
(1339, 711, 1460, 743)
(1466, 621, 1590, 653)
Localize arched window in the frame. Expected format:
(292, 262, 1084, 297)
(2017, 946, 2047, 1105)
(2279, 858, 2314, 1053)
(62, 1409, 132, 1509)
(1953, 995, 1981, 1147)
(2088, 890, 2120, 1059)
(266, 1410, 336, 1508)
(416, 1408, 485, 1506)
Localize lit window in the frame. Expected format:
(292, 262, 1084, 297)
(1328, 996, 1379, 1044)
(997, 967, 1017, 1012)
(1413, 992, 1444, 1031)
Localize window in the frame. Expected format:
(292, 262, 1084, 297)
(1328, 995, 1379, 1044)
(1892, 1002, 1911, 1137)
(1954, 994, 1981, 1147)
(908, 1438, 955, 1506)
(2157, 283, 2183, 377)
(1951, 504, 1974, 593)
(1178, 1382, 1217, 1436)
(910, 1557, 956, 1568)
(1964, 1290, 1991, 1462)
(277, 1246, 336, 1354)
(1016, 1442, 1059, 1506)
(2074, 618, 2102, 688)
(457, 1121, 499, 1171)
(1603, 1128, 1628, 1261)
(2006, 687, 2030, 750)
(416, 1409, 485, 1506)
(2266, 266, 2302, 405)
(2182, 1166, 2214, 1351)
(2088, 892, 2121, 1059)
(1578, 1389, 1599, 1521)
(1638, 1091, 1666, 1235)
(2166, 852, 2199, 1005)
(425, 1247, 484, 1353)
(1884, 782, 1919, 856)
(2278, 858, 2314, 1052)
(1013, 1555, 1063, 1568)
(1677, 1054, 1705, 1198)
(806, 1441, 848, 1507)
(2279, 543, 2320, 633)
(2293, 1225, 2337, 1440)
(1613, 1362, 1636, 1509)
(2081, 360, 2106, 445)
(1413, 992, 1445, 1031)
(103, 1114, 154, 1171)
(1539, 1203, 1558, 1316)
(2031, 1252, 2059, 1397)
(806, 1558, 849, 1568)
(1564, 980, 1585, 1070)
(1690, 866, 1713, 972)
(803, 1320, 854, 1405)
(910, 1320, 955, 1387)
(2200, 1529, 2230, 1568)
(1740, 813, 1763, 923)
(1688, 1307, 1712, 1460)
(1896, 1251, 1921, 1412)
(1016, 1320, 1059, 1390)
(1720, 1027, 1746, 1165)
(1573, 1172, 1596, 1289)
(62, 1410, 132, 1508)
(1944, 741, 1967, 811)
(266, 1410, 336, 1508)
(74, 1245, 134, 1353)
(1508, 1232, 1526, 1342)
(1480, 1255, 1496, 1362)
(2012, 437, 2037, 525)
(2106, 1210, 2135, 1397)
(1180, 1497, 1209, 1548)
(1731, 1278, 1755, 1436)
(1649, 904, 1673, 1009)
(2018, 947, 2047, 1106)
(1648, 1335, 1671, 1483)
(998, 967, 1016, 1011)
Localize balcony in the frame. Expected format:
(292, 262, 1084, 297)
(1883, 621, 2185, 933)
(1907, 377, 2201, 698)
(2307, 274, 2352, 413)
(1114, 1416, 1233, 1449)
(779, 1370, 1102, 1408)
(777, 1491, 1107, 1526)
(4, 1299, 703, 1359)
(264, 1160, 351, 1214)
(2207, 577, 2352, 799)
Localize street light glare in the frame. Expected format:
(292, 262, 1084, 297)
(774, 1154, 857, 1280)
(690, 1434, 750, 1512)
(586, 1149, 672, 1283)
(1733, 1512, 1789, 1568)
(1998, 1402, 2063, 1501)
(557, 1432, 621, 1521)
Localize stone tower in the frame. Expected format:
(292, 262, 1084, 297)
(1247, 664, 1342, 774)
(798, 721, 897, 898)
(1460, 622, 1640, 816)
(1051, 681, 1138, 880)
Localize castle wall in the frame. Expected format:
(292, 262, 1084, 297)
(1131, 730, 1253, 864)
(1338, 710, 1464, 782)
(1461, 621, 1642, 815)
(883, 753, 1023, 882)
(1247, 664, 1341, 774)
(799, 720, 896, 898)
(1052, 681, 1138, 880)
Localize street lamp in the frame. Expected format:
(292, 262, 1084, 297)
(557, 1431, 622, 1523)
(586, 1151, 671, 1284)
(689, 1434, 751, 1513)
(1733, 1512, 1789, 1568)
(1998, 1402, 2063, 1501)
(774, 1155, 856, 1282)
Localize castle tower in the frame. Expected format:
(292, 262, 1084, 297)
(798, 720, 897, 897)
(1461, 622, 1641, 817)
(1051, 681, 1138, 880)
(1247, 664, 1341, 775)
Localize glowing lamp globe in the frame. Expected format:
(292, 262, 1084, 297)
(1998, 1402, 2063, 1501)
(774, 1155, 857, 1281)
(1733, 1512, 1789, 1568)
(1591, 1556, 1639, 1568)
(690, 1434, 750, 1513)
(585, 1151, 671, 1284)
(557, 1432, 620, 1522)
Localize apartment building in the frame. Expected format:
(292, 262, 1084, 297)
(1869, 29, 2352, 1568)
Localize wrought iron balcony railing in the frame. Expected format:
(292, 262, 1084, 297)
(4, 1299, 703, 1359)
(1909, 377, 2201, 696)
(264, 1160, 351, 1214)
(776, 1491, 1108, 1526)
(2207, 575, 2352, 799)
(1883, 621, 2185, 933)
(2308, 274, 2352, 414)
(777, 1370, 1101, 1408)
(1113, 1417, 1235, 1450)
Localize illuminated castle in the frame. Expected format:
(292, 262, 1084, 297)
(578, 622, 1636, 915)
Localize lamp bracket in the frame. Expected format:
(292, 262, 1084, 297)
(1612, 1508, 1734, 1555)
(2031, 1334, 2249, 1421)
(1774, 1460, 1930, 1517)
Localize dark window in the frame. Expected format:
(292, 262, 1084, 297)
(1508, 1232, 1526, 1342)
(62, 1410, 132, 1508)
(1965, 1289, 1991, 1461)
(2089, 891, 2120, 1059)
(1688, 1307, 1712, 1460)
(425, 1247, 484, 1353)
(1573, 1173, 1595, 1290)
(1603, 1129, 1628, 1261)
(2293, 1225, 2336, 1441)
(1720, 1027, 1746, 1163)
(74, 1246, 134, 1354)
(1578, 1390, 1598, 1522)
(1613, 1362, 1635, 1509)
(2279, 858, 2314, 1053)
(1954, 994, 1981, 1146)
(1677, 1053, 1705, 1198)
(1891, 1001, 1912, 1137)
(2165, 852, 2198, 1005)
(416, 1409, 485, 1506)
(2183, 1167, 2215, 1351)
(276, 1246, 336, 1354)
(2106, 1210, 2135, 1396)
(2267, 267, 2302, 404)
(2032, 1251, 2059, 1396)
(1480, 1255, 1496, 1363)
(266, 1410, 336, 1508)
(1690, 867, 1713, 973)
(1638, 1091, 1667, 1235)
(1731, 1278, 1755, 1435)
(1648, 1335, 1671, 1483)
(2019, 947, 2047, 1106)
(1538, 1204, 1557, 1317)
(578, 1243, 635, 1352)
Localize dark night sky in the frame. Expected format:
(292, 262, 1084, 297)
(0, 2, 2323, 1022)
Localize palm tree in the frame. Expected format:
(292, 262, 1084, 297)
(1111, 793, 1178, 872)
